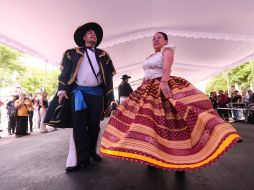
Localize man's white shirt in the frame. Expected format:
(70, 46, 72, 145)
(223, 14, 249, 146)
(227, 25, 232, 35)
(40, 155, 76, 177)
(76, 48, 102, 86)
(58, 49, 102, 96)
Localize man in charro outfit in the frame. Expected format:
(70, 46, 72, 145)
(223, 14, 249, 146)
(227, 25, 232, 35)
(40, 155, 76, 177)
(44, 22, 116, 172)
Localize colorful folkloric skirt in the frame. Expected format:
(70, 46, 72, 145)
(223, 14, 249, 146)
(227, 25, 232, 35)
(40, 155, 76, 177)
(100, 76, 241, 171)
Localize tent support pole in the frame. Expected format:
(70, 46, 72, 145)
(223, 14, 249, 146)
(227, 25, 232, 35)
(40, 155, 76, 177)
(43, 60, 47, 91)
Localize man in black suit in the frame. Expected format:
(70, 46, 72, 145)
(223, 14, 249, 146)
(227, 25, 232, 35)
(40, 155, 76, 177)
(118, 74, 133, 104)
(46, 22, 116, 172)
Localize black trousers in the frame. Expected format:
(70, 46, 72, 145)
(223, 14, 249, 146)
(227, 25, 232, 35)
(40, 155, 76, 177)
(16, 116, 28, 135)
(28, 111, 34, 132)
(71, 92, 104, 164)
(8, 116, 16, 134)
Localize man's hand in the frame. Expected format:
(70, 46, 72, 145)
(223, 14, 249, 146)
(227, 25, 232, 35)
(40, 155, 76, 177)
(159, 81, 171, 98)
(104, 103, 112, 117)
(58, 91, 68, 104)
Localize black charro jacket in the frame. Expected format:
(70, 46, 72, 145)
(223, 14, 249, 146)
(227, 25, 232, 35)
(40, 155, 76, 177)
(44, 46, 116, 128)
(118, 81, 133, 101)
(58, 46, 116, 103)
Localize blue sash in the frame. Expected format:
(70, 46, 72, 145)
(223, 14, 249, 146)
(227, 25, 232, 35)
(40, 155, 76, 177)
(72, 86, 103, 111)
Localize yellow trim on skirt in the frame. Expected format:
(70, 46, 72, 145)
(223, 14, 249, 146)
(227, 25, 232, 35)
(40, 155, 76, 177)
(101, 134, 240, 169)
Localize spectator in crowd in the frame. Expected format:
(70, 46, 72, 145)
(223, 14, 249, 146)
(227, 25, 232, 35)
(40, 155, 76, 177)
(33, 93, 41, 129)
(242, 91, 248, 105)
(231, 90, 242, 103)
(247, 90, 254, 104)
(118, 74, 133, 104)
(230, 90, 243, 120)
(245, 90, 254, 123)
(209, 91, 217, 110)
(14, 93, 31, 138)
(39, 91, 48, 133)
(217, 90, 230, 120)
(27, 93, 34, 133)
(6, 95, 19, 135)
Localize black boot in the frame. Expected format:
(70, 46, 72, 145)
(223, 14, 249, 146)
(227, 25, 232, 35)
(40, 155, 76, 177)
(65, 160, 90, 173)
(91, 153, 102, 161)
(175, 171, 185, 176)
(147, 165, 157, 170)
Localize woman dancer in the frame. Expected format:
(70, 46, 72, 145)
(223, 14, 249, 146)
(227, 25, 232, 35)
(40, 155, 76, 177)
(101, 32, 241, 171)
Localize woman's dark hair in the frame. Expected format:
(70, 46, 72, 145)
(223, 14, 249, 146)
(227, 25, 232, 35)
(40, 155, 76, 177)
(157, 32, 168, 41)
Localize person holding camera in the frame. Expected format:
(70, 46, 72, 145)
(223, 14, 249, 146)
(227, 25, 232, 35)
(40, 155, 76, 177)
(14, 93, 31, 138)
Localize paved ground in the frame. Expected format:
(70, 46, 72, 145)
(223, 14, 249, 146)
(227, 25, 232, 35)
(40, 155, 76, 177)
(0, 120, 253, 190)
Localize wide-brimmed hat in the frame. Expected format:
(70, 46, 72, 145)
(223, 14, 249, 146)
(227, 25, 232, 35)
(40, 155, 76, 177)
(74, 22, 103, 47)
(121, 74, 131, 80)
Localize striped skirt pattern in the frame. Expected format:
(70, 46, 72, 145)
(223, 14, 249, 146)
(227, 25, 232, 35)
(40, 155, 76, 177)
(101, 76, 240, 170)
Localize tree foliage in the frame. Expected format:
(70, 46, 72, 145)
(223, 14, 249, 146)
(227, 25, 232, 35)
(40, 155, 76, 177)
(19, 67, 60, 97)
(0, 44, 26, 87)
(205, 61, 254, 93)
(0, 44, 60, 97)
(205, 72, 228, 93)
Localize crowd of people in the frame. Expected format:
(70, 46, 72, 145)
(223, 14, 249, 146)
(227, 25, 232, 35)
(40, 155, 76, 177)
(209, 89, 254, 121)
(0, 91, 52, 138)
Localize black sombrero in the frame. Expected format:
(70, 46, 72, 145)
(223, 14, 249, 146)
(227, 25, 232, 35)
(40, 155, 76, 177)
(74, 22, 103, 47)
(121, 74, 131, 80)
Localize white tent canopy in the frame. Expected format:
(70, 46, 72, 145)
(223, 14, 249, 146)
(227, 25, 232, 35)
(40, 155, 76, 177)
(1, 0, 254, 86)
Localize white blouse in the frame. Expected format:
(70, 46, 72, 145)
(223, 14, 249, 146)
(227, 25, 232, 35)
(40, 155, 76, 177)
(143, 45, 175, 80)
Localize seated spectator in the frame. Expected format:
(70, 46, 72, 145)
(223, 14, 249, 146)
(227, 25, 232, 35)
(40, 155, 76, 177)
(231, 90, 242, 103)
(245, 90, 254, 123)
(209, 91, 217, 110)
(217, 90, 230, 120)
(247, 90, 254, 105)
(231, 90, 244, 120)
